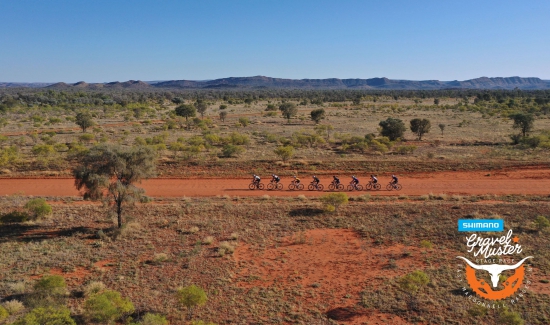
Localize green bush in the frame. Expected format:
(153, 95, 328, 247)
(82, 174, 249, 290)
(25, 198, 52, 220)
(140, 313, 169, 325)
(190, 321, 217, 325)
(319, 193, 348, 212)
(1, 211, 30, 223)
(395, 145, 417, 155)
(28, 275, 67, 307)
(273, 146, 295, 162)
(221, 144, 244, 158)
(226, 132, 249, 145)
(176, 285, 207, 319)
(31, 144, 56, 157)
(79, 133, 95, 143)
(499, 308, 524, 325)
(238, 117, 249, 127)
(534, 215, 550, 231)
(84, 290, 135, 323)
(13, 306, 76, 325)
(0, 305, 8, 321)
(0, 146, 19, 166)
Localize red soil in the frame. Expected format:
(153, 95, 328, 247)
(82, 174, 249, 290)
(234, 229, 423, 324)
(0, 168, 549, 197)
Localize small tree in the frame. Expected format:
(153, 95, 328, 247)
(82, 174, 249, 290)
(438, 123, 445, 135)
(195, 99, 208, 119)
(219, 111, 228, 122)
(379, 117, 406, 141)
(221, 144, 244, 158)
(75, 111, 94, 133)
(319, 193, 349, 213)
(273, 146, 294, 162)
(534, 215, 550, 231)
(238, 117, 249, 127)
(310, 108, 326, 124)
(84, 290, 134, 324)
(279, 102, 298, 123)
(176, 285, 207, 320)
(175, 104, 196, 121)
(510, 113, 534, 137)
(397, 270, 429, 311)
(410, 118, 431, 140)
(73, 145, 156, 228)
(434, 98, 440, 105)
(219, 104, 227, 110)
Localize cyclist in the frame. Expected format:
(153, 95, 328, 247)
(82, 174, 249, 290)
(391, 174, 399, 184)
(293, 175, 300, 184)
(312, 175, 320, 186)
(370, 174, 378, 184)
(253, 174, 261, 185)
(271, 174, 280, 183)
(332, 176, 340, 185)
(351, 175, 360, 189)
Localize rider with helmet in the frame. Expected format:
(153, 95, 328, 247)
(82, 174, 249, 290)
(370, 174, 378, 184)
(271, 174, 280, 183)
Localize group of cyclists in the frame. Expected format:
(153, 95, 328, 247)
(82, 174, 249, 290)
(250, 173, 401, 191)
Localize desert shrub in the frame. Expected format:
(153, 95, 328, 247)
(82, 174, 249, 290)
(31, 144, 56, 157)
(467, 304, 488, 317)
(140, 313, 169, 325)
(221, 144, 244, 158)
(84, 281, 106, 297)
(225, 132, 249, 145)
(499, 308, 524, 325)
(13, 306, 76, 325)
(379, 117, 406, 140)
(397, 270, 429, 311)
(534, 215, 550, 231)
(509, 133, 522, 145)
(292, 131, 324, 148)
(25, 198, 52, 220)
(230, 232, 239, 240)
(273, 146, 294, 162)
(28, 275, 67, 307)
(3, 299, 25, 315)
(190, 321, 217, 325)
(0, 146, 19, 167)
(0, 306, 8, 321)
(319, 193, 348, 212)
(84, 290, 135, 323)
(203, 133, 221, 146)
(1, 211, 30, 223)
(153, 253, 169, 264)
(219, 241, 235, 255)
(420, 240, 433, 249)
(395, 145, 417, 155)
(202, 236, 214, 245)
(238, 117, 249, 127)
(79, 133, 95, 143)
(176, 285, 207, 319)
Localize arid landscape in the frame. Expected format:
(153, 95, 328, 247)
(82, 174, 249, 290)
(0, 86, 549, 324)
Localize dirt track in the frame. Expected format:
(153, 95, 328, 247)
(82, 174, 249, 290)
(0, 168, 549, 197)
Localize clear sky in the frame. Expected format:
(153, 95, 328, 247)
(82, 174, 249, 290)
(1, 0, 549, 82)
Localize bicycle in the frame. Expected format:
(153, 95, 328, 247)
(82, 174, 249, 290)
(386, 182, 402, 191)
(248, 181, 265, 190)
(267, 180, 283, 190)
(328, 181, 344, 191)
(365, 181, 381, 191)
(347, 181, 363, 191)
(308, 182, 324, 191)
(288, 180, 304, 190)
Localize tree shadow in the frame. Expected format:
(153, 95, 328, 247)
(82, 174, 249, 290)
(289, 207, 324, 217)
(0, 224, 94, 243)
(326, 307, 368, 321)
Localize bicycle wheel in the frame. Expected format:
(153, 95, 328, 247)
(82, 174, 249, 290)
(258, 183, 265, 190)
(297, 183, 304, 190)
(276, 183, 283, 190)
(386, 183, 394, 191)
(366, 182, 373, 190)
(308, 184, 315, 191)
(328, 184, 335, 191)
(374, 183, 381, 190)
(395, 184, 402, 191)
(288, 183, 295, 190)
(317, 184, 324, 191)
(248, 183, 256, 190)
(267, 183, 275, 190)
(347, 185, 354, 191)
(356, 184, 363, 191)
(337, 184, 344, 190)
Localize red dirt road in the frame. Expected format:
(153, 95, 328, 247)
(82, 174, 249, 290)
(0, 168, 549, 197)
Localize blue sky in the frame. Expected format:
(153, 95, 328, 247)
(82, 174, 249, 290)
(1, 0, 549, 82)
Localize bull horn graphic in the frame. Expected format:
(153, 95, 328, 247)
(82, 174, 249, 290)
(456, 256, 533, 288)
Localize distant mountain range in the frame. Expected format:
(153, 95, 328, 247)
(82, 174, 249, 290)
(2, 76, 550, 90)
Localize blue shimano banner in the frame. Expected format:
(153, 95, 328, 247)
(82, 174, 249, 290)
(458, 219, 504, 232)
